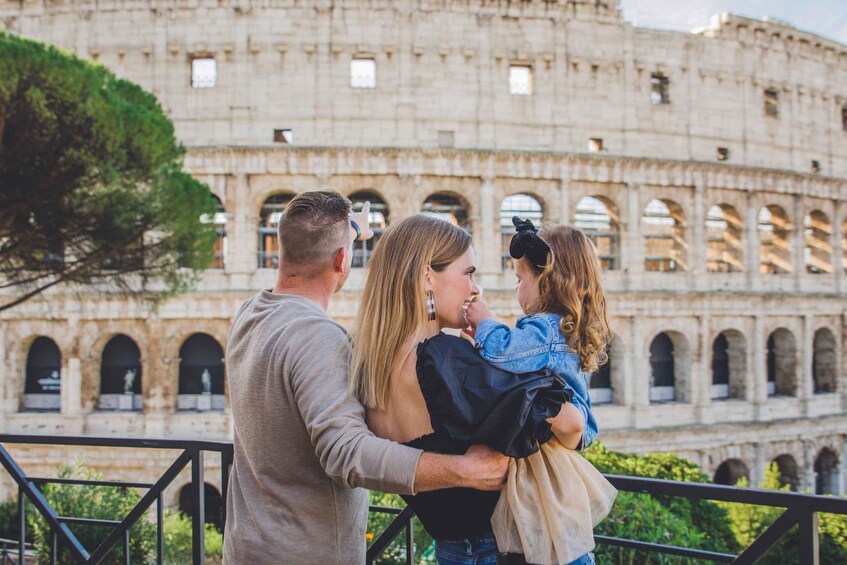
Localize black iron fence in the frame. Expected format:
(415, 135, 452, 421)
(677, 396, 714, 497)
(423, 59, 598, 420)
(1, 434, 846, 564)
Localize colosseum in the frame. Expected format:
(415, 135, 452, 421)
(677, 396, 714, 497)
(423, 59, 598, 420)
(1, 0, 846, 512)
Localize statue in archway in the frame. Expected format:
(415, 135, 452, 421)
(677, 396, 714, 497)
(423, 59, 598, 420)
(123, 369, 136, 395)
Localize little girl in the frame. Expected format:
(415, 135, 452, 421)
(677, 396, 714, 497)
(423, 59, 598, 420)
(465, 216, 617, 565)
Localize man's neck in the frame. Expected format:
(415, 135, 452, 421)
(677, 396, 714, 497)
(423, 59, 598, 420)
(272, 274, 334, 311)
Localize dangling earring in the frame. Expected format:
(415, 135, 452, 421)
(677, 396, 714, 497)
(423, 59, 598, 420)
(425, 290, 436, 321)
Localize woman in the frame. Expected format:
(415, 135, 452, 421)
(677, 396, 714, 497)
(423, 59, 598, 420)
(350, 214, 588, 565)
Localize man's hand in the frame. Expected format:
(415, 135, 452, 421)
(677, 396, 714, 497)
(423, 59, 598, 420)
(465, 298, 494, 329)
(350, 201, 375, 241)
(458, 444, 509, 491)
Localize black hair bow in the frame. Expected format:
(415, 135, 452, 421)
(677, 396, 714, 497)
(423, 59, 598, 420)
(509, 216, 550, 270)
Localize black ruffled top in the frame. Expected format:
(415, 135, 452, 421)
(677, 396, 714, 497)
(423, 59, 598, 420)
(400, 334, 572, 541)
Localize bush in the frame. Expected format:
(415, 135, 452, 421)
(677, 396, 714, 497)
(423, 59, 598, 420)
(162, 510, 223, 565)
(368, 491, 435, 564)
(26, 461, 156, 564)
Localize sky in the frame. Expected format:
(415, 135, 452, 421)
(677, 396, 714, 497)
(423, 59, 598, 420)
(617, 0, 847, 45)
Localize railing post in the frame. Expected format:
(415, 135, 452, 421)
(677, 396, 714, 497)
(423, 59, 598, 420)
(157, 492, 164, 565)
(405, 515, 414, 565)
(191, 447, 206, 565)
(17, 487, 24, 564)
(799, 510, 820, 565)
(220, 445, 232, 538)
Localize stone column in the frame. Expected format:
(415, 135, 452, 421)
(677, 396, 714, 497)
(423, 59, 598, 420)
(745, 193, 760, 288)
(61, 358, 82, 417)
(803, 440, 818, 493)
(630, 315, 650, 428)
(751, 442, 766, 487)
(695, 313, 712, 423)
(622, 183, 643, 276)
(230, 174, 255, 283)
(793, 195, 806, 289)
(478, 177, 499, 278)
(0, 326, 11, 420)
(691, 184, 707, 284)
(752, 314, 769, 420)
(833, 200, 844, 294)
(801, 314, 814, 415)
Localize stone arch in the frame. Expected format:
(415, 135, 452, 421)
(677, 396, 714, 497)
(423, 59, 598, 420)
(23, 337, 62, 411)
(815, 448, 840, 495)
(202, 193, 228, 269)
(804, 210, 832, 274)
(177, 333, 226, 412)
(589, 333, 624, 405)
(348, 190, 390, 269)
(499, 193, 544, 270)
(812, 328, 837, 394)
(178, 482, 223, 531)
(649, 331, 691, 403)
(714, 458, 750, 486)
(772, 454, 800, 492)
(257, 192, 296, 269)
(643, 198, 687, 272)
(711, 329, 747, 401)
(766, 328, 797, 397)
(759, 205, 792, 274)
(574, 195, 620, 271)
(99, 334, 143, 411)
(421, 191, 472, 234)
(706, 203, 743, 273)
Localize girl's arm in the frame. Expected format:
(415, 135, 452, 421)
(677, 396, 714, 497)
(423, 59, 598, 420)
(547, 402, 584, 450)
(466, 301, 555, 373)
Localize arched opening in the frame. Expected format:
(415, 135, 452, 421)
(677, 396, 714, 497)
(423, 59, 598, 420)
(815, 448, 840, 495)
(201, 195, 228, 269)
(99, 335, 142, 411)
(766, 329, 797, 397)
(574, 196, 620, 270)
(500, 194, 543, 270)
(759, 205, 792, 274)
(813, 328, 838, 394)
(177, 334, 226, 412)
(178, 483, 223, 531)
(589, 334, 622, 405)
(773, 454, 800, 492)
(706, 204, 743, 273)
(805, 210, 832, 274)
(23, 337, 61, 411)
(349, 191, 389, 269)
(643, 199, 687, 272)
(714, 459, 750, 486)
(649, 333, 675, 402)
(258, 193, 295, 269)
(421, 193, 471, 234)
(711, 330, 747, 400)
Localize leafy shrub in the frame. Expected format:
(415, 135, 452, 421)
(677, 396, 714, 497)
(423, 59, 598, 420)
(162, 510, 223, 565)
(368, 491, 434, 564)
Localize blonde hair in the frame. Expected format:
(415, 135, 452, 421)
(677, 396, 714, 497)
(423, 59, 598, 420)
(530, 225, 612, 374)
(350, 215, 471, 409)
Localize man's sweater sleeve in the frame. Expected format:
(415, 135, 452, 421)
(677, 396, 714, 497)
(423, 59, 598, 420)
(288, 320, 422, 494)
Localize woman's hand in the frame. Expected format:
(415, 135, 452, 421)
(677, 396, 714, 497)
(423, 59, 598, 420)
(547, 402, 584, 450)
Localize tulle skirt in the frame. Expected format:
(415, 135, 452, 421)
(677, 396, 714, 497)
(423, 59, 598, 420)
(491, 439, 617, 565)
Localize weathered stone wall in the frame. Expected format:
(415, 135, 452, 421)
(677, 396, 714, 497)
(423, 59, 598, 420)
(1, 0, 847, 496)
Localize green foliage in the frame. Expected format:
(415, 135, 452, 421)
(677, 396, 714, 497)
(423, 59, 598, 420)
(0, 32, 217, 312)
(161, 510, 223, 565)
(368, 491, 435, 564)
(717, 464, 847, 564)
(585, 443, 740, 556)
(26, 461, 156, 564)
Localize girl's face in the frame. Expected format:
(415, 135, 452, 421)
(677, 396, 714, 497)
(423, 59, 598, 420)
(515, 257, 541, 314)
(429, 247, 480, 330)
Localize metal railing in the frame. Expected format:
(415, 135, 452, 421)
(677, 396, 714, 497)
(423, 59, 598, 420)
(3, 434, 847, 564)
(0, 435, 232, 565)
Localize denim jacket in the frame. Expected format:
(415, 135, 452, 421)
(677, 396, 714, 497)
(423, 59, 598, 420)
(473, 312, 598, 450)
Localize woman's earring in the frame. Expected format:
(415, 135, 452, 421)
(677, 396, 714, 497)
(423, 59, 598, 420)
(425, 290, 436, 321)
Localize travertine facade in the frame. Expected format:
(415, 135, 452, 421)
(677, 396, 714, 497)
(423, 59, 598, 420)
(2, 0, 847, 505)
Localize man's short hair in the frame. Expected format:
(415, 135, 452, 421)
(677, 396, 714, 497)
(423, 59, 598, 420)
(279, 191, 351, 273)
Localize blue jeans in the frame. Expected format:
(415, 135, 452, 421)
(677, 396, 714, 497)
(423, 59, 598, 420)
(435, 533, 595, 565)
(435, 533, 500, 565)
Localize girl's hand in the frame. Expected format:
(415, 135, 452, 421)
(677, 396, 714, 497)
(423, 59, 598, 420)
(465, 298, 494, 328)
(350, 201, 374, 241)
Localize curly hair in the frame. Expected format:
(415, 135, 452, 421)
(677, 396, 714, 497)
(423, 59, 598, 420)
(529, 225, 612, 374)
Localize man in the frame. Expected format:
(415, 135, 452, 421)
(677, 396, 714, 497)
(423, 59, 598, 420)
(223, 191, 508, 564)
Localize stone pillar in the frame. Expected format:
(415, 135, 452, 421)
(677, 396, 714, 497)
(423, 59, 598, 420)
(630, 315, 650, 428)
(801, 314, 814, 415)
(478, 177, 499, 278)
(559, 181, 571, 226)
(752, 314, 768, 420)
(745, 193, 760, 287)
(0, 326, 10, 420)
(833, 200, 844, 294)
(691, 183, 707, 280)
(793, 195, 806, 289)
(61, 358, 82, 416)
(803, 441, 818, 493)
(230, 174, 255, 281)
(622, 183, 643, 275)
(695, 314, 712, 423)
(751, 442, 767, 487)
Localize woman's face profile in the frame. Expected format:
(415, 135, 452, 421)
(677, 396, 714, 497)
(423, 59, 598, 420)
(430, 246, 480, 330)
